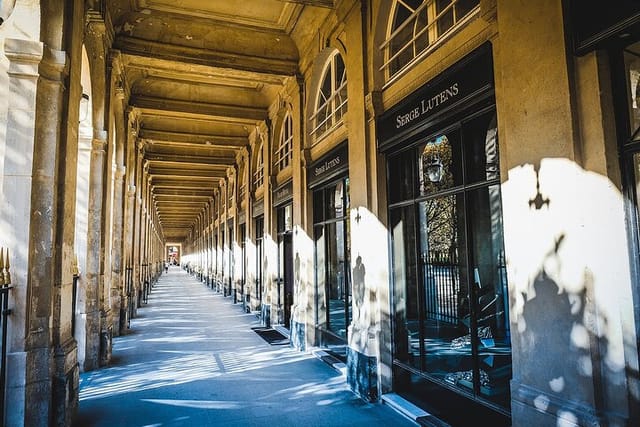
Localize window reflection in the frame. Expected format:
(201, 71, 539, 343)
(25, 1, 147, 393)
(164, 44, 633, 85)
(390, 107, 510, 410)
(419, 131, 461, 195)
(625, 41, 640, 139)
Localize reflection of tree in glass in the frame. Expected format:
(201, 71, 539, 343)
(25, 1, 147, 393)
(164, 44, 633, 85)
(420, 135, 456, 255)
(424, 195, 457, 255)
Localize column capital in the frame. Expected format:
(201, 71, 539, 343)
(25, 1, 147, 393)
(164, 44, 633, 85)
(4, 38, 44, 78)
(38, 45, 68, 82)
(91, 138, 107, 153)
(364, 91, 383, 123)
(115, 166, 126, 180)
(115, 81, 125, 101)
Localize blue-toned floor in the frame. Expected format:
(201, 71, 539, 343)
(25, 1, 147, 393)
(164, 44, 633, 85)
(76, 267, 415, 427)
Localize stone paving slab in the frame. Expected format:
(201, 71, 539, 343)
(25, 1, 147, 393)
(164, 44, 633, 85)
(76, 267, 416, 427)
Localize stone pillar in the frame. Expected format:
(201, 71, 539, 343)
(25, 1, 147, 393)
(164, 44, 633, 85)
(28, 40, 73, 426)
(83, 135, 107, 371)
(290, 76, 308, 352)
(240, 147, 252, 310)
(494, 1, 636, 425)
(110, 75, 126, 335)
(258, 124, 276, 327)
(1, 36, 43, 427)
(121, 112, 137, 331)
(83, 11, 112, 370)
(343, 3, 385, 403)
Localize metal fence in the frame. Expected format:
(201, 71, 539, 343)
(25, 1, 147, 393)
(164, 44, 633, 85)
(423, 250, 460, 324)
(0, 248, 13, 424)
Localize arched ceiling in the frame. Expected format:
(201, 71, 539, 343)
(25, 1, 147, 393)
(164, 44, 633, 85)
(107, 0, 333, 242)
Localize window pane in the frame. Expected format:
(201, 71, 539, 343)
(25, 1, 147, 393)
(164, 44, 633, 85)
(436, 0, 454, 35)
(465, 184, 511, 408)
(462, 110, 499, 184)
(419, 194, 473, 387)
(325, 184, 338, 220)
(419, 129, 462, 195)
(455, 0, 478, 18)
(315, 225, 326, 330)
(389, 150, 415, 204)
(390, 1, 418, 75)
(314, 189, 325, 223)
(326, 221, 348, 339)
(624, 41, 640, 140)
(391, 206, 421, 370)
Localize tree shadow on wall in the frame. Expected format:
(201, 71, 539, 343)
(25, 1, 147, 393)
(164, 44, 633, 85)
(519, 233, 628, 424)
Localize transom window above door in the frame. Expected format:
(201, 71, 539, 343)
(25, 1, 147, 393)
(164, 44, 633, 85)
(310, 50, 348, 140)
(381, 0, 479, 81)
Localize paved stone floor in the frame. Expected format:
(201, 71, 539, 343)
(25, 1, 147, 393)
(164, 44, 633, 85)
(76, 267, 415, 427)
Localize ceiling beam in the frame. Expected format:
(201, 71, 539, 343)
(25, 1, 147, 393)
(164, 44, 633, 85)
(145, 154, 236, 166)
(279, 0, 334, 7)
(139, 129, 248, 148)
(132, 95, 268, 122)
(118, 36, 298, 78)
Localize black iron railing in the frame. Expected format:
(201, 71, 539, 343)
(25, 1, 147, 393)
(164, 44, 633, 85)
(125, 266, 133, 327)
(423, 251, 460, 324)
(1, 248, 14, 424)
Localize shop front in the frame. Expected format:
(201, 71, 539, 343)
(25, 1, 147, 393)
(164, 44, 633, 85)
(274, 181, 294, 328)
(378, 43, 511, 425)
(253, 200, 265, 321)
(308, 143, 351, 356)
(570, 6, 640, 421)
(238, 212, 247, 310)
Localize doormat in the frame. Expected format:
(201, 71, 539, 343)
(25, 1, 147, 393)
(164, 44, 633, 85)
(251, 327, 290, 346)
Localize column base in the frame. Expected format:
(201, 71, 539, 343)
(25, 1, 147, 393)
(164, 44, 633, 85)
(347, 346, 379, 402)
(52, 338, 79, 426)
(291, 319, 306, 351)
(261, 303, 271, 328)
(5, 351, 27, 426)
(99, 325, 113, 367)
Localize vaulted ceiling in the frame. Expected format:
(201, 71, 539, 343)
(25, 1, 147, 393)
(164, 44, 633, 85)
(107, 0, 332, 242)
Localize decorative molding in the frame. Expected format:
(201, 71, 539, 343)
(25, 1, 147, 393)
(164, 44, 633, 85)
(91, 138, 108, 153)
(364, 91, 382, 122)
(480, 0, 497, 23)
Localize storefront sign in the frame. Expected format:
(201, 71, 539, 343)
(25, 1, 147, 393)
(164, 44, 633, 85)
(378, 43, 494, 151)
(308, 143, 349, 188)
(273, 180, 293, 206)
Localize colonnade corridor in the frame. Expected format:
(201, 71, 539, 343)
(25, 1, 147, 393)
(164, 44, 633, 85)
(75, 267, 413, 427)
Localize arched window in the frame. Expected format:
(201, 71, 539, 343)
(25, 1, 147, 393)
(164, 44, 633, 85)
(311, 51, 347, 139)
(381, 0, 479, 80)
(276, 112, 293, 172)
(253, 144, 264, 188)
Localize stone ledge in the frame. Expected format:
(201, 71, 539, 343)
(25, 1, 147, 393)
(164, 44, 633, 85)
(382, 393, 451, 427)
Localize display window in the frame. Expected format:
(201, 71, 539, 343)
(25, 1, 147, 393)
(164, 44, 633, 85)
(313, 177, 351, 346)
(277, 203, 294, 328)
(255, 216, 264, 303)
(388, 106, 511, 414)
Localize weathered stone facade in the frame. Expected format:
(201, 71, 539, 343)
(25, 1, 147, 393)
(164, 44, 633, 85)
(0, 1, 639, 426)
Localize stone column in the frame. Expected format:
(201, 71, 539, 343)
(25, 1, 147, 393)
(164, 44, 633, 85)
(121, 112, 137, 331)
(290, 76, 308, 352)
(258, 124, 277, 327)
(83, 134, 107, 371)
(343, 3, 386, 403)
(83, 12, 112, 370)
(110, 77, 126, 335)
(26, 45, 62, 422)
(2, 36, 43, 427)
